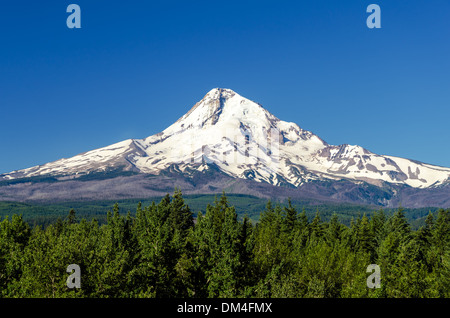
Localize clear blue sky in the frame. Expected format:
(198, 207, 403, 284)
(1, 0, 449, 174)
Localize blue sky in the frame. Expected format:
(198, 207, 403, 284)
(1, 0, 449, 174)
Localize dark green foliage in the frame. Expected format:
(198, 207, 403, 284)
(0, 196, 441, 229)
(0, 192, 448, 298)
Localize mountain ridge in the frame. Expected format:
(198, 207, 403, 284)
(1, 88, 449, 207)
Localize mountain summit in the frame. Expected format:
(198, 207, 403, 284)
(1, 88, 450, 204)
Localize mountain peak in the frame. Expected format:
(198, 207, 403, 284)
(170, 88, 272, 131)
(204, 87, 237, 99)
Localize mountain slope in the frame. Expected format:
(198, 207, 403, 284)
(2, 88, 449, 191)
(0, 86, 449, 211)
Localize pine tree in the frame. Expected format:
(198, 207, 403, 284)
(432, 209, 450, 260)
(0, 215, 31, 296)
(95, 203, 135, 297)
(326, 213, 343, 246)
(170, 189, 194, 239)
(253, 201, 283, 277)
(298, 208, 308, 230)
(370, 209, 387, 243)
(356, 214, 376, 257)
(282, 198, 297, 235)
(291, 208, 309, 251)
(415, 212, 434, 269)
(309, 210, 324, 241)
(66, 208, 77, 225)
(186, 193, 250, 297)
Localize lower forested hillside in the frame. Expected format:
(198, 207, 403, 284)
(0, 190, 449, 298)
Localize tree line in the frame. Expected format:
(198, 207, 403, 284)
(0, 190, 449, 298)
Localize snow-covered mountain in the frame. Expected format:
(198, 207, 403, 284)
(1, 88, 450, 191)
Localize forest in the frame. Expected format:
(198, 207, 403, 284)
(0, 190, 449, 298)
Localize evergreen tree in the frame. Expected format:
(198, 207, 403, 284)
(0, 190, 448, 298)
(282, 198, 297, 235)
(356, 214, 376, 258)
(253, 201, 283, 277)
(0, 215, 31, 296)
(326, 213, 343, 246)
(66, 209, 77, 225)
(431, 209, 450, 262)
(169, 189, 194, 237)
(415, 212, 434, 269)
(292, 208, 309, 250)
(309, 210, 324, 241)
